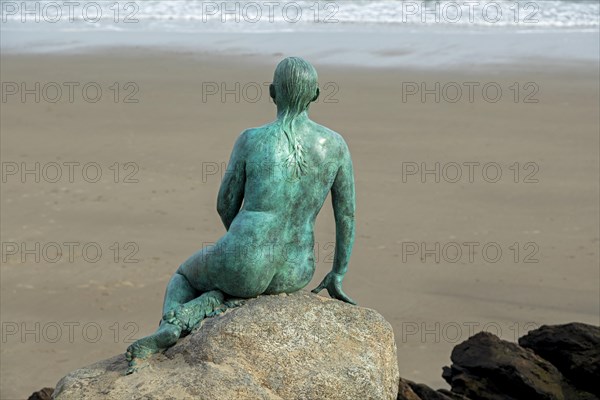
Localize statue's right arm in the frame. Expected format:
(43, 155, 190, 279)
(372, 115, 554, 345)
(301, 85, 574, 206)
(217, 132, 247, 230)
(331, 141, 356, 277)
(311, 139, 357, 305)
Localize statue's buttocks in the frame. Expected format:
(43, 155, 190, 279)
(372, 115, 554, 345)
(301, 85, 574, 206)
(191, 120, 346, 297)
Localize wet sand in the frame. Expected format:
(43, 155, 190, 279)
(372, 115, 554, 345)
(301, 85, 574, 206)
(1, 51, 599, 399)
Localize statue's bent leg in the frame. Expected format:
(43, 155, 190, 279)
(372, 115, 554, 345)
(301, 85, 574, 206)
(163, 290, 225, 333)
(161, 271, 200, 316)
(125, 245, 228, 374)
(125, 271, 198, 374)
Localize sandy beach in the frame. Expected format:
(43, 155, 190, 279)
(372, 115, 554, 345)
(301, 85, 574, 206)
(1, 47, 598, 398)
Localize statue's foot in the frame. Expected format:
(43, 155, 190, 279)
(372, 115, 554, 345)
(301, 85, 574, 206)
(125, 321, 182, 375)
(125, 340, 154, 375)
(163, 290, 225, 333)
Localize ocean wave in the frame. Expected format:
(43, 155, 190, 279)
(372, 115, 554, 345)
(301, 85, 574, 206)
(2, 0, 598, 31)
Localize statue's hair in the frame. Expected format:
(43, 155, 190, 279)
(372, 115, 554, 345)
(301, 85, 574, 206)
(272, 57, 318, 178)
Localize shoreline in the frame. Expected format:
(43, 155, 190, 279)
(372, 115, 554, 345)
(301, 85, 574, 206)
(2, 27, 599, 70)
(3, 46, 599, 76)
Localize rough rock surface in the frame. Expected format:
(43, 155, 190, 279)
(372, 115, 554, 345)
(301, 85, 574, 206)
(519, 323, 600, 397)
(397, 378, 423, 400)
(442, 332, 566, 400)
(53, 292, 399, 400)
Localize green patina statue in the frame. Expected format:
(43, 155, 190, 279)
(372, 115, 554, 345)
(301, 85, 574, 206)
(126, 57, 356, 374)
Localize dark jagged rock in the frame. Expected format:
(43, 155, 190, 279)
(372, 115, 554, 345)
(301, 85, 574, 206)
(437, 389, 471, 400)
(408, 380, 459, 400)
(397, 378, 471, 400)
(397, 323, 599, 400)
(27, 387, 54, 400)
(519, 323, 600, 396)
(442, 332, 566, 400)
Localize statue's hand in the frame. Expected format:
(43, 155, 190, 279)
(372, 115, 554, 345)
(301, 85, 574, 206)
(311, 271, 357, 305)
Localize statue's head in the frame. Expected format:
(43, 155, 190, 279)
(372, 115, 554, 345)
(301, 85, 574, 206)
(270, 57, 320, 116)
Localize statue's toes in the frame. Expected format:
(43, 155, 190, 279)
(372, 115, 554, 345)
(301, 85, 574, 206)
(225, 298, 246, 308)
(125, 343, 139, 360)
(207, 307, 225, 317)
(162, 310, 176, 322)
(126, 359, 138, 375)
(126, 359, 148, 375)
(176, 309, 191, 323)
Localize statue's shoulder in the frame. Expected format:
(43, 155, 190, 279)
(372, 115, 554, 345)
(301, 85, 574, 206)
(309, 121, 342, 141)
(238, 127, 258, 139)
(311, 122, 350, 155)
(234, 126, 263, 150)
(238, 122, 277, 141)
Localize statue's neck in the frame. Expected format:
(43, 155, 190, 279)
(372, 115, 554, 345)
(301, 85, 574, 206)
(276, 109, 309, 122)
